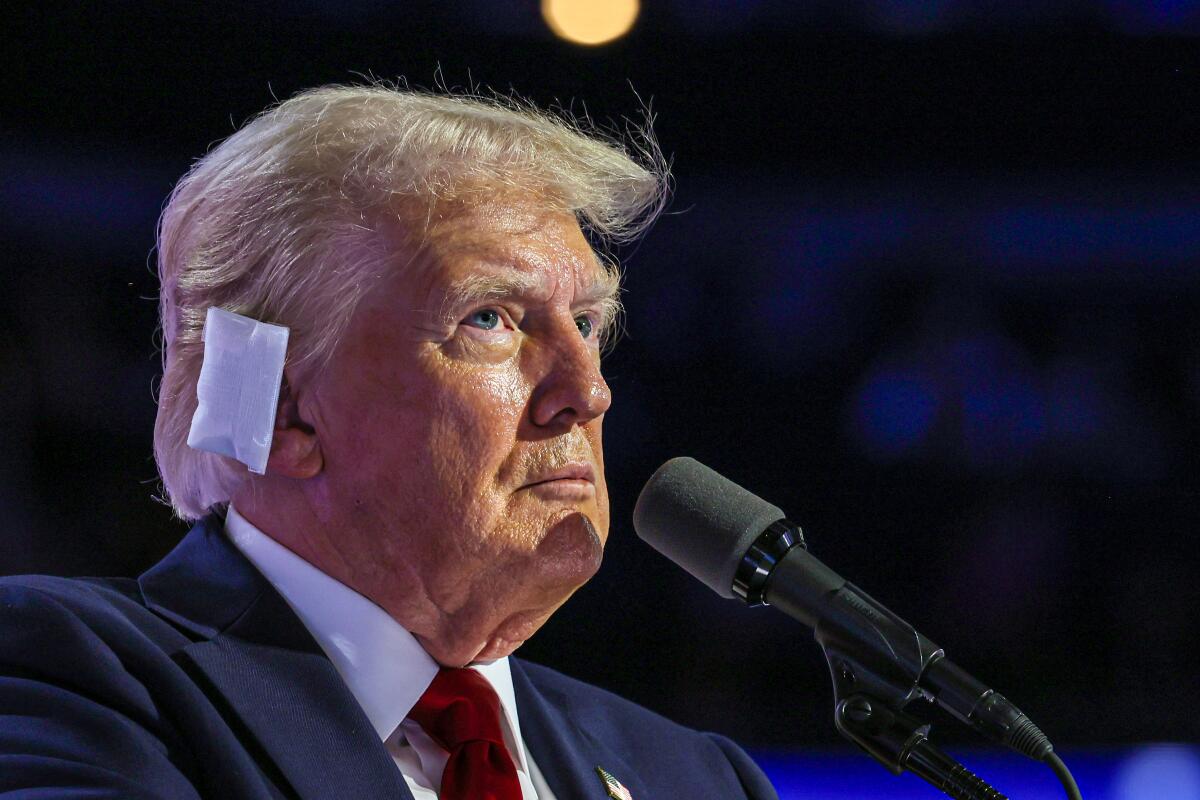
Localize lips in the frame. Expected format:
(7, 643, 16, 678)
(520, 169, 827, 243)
(523, 462, 596, 487)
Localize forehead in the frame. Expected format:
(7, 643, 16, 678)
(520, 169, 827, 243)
(358, 197, 618, 330)
(424, 200, 603, 278)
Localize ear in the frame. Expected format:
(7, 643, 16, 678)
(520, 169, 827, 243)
(265, 373, 324, 479)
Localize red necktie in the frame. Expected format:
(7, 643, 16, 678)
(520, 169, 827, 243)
(408, 667, 523, 800)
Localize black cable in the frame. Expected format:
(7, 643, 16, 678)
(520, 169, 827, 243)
(1046, 751, 1082, 800)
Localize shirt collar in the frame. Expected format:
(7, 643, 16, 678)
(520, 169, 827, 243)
(224, 506, 530, 772)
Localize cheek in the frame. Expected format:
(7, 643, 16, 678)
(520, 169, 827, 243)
(321, 340, 527, 496)
(419, 363, 529, 497)
(588, 419, 611, 537)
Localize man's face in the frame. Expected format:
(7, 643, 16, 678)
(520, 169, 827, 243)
(299, 198, 615, 666)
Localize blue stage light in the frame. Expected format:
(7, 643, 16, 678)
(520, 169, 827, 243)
(1112, 744, 1200, 800)
(753, 745, 1200, 799)
(851, 365, 940, 460)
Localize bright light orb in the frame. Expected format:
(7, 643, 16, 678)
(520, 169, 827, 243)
(541, 0, 639, 46)
(1113, 745, 1200, 800)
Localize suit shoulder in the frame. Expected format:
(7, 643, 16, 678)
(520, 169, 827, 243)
(515, 657, 699, 735)
(0, 572, 141, 609)
(0, 573, 149, 632)
(515, 659, 778, 799)
(0, 572, 191, 661)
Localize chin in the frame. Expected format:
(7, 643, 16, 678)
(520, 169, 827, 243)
(473, 605, 559, 663)
(432, 512, 606, 667)
(472, 637, 527, 664)
(532, 510, 605, 587)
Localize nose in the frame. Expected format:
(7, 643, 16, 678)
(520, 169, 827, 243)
(529, 328, 612, 430)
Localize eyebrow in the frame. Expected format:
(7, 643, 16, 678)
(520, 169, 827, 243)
(437, 265, 622, 332)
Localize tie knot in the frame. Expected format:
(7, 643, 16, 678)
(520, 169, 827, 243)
(409, 667, 507, 751)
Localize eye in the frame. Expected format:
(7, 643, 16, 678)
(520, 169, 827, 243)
(465, 308, 504, 331)
(575, 314, 595, 340)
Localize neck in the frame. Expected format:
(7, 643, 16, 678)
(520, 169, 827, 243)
(228, 479, 526, 667)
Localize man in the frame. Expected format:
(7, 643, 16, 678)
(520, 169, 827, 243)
(0, 85, 777, 799)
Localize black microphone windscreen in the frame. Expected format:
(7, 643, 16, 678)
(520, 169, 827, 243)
(633, 457, 787, 598)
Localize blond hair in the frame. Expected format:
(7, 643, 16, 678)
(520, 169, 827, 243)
(154, 83, 668, 520)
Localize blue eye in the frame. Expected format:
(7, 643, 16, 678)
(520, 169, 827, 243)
(466, 309, 502, 330)
(576, 315, 594, 339)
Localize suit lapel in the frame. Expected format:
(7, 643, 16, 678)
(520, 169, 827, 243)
(140, 516, 414, 800)
(511, 659, 649, 800)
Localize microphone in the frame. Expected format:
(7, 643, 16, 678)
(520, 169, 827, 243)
(633, 456, 1054, 762)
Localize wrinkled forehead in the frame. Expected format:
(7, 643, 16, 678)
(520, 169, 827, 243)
(426, 198, 603, 263)
(401, 197, 616, 303)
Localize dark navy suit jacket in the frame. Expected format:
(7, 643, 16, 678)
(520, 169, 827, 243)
(0, 515, 778, 799)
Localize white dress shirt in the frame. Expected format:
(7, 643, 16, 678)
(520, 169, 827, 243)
(225, 506, 557, 800)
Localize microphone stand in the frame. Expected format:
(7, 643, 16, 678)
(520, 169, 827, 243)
(814, 598, 1011, 799)
(833, 692, 1007, 800)
(735, 524, 1015, 797)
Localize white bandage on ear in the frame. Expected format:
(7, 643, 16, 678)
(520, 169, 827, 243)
(186, 307, 290, 475)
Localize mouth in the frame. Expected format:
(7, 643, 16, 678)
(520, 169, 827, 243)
(521, 463, 597, 499)
(524, 462, 596, 486)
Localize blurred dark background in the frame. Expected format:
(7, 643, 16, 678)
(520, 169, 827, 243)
(4, 1, 1200, 795)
